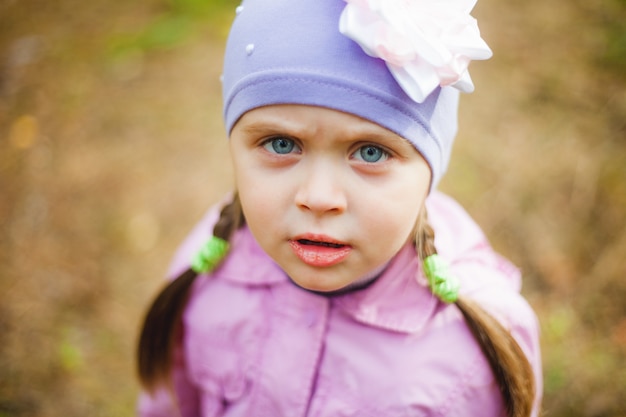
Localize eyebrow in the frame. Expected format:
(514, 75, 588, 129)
(346, 125, 419, 155)
(238, 117, 308, 137)
(239, 115, 418, 154)
(239, 123, 286, 135)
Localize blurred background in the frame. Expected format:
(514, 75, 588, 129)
(1, 0, 625, 415)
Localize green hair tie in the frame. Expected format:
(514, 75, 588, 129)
(191, 236, 229, 274)
(422, 254, 460, 303)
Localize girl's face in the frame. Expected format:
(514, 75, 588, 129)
(229, 104, 431, 292)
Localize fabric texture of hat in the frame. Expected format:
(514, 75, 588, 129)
(222, 0, 466, 188)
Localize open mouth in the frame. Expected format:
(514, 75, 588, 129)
(289, 237, 352, 267)
(297, 239, 345, 248)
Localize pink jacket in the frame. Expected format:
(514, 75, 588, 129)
(138, 192, 542, 417)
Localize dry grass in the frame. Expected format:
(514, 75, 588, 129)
(1, 0, 625, 415)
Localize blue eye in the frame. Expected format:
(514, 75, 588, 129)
(264, 137, 299, 154)
(354, 145, 388, 163)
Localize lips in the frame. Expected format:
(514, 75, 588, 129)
(289, 235, 352, 267)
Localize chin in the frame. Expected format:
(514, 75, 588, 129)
(290, 274, 348, 293)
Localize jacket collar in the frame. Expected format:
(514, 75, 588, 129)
(332, 244, 440, 334)
(217, 226, 440, 334)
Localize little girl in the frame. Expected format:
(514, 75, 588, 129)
(137, 0, 542, 416)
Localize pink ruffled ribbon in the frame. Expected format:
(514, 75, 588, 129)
(339, 0, 493, 103)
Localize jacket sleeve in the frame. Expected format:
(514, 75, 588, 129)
(427, 192, 543, 416)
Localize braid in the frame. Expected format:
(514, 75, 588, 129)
(415, 208, 535, 417)
(213, 192, 245, 241)
(415, 209, 437, 259)
(137, 194, 245, 391)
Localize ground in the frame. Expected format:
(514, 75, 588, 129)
(1, 0, 625, 415)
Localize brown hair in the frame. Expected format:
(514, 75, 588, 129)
(415, 209, 536, 417)
(137, 195, 244, 392)
(137, 197, 536, 416)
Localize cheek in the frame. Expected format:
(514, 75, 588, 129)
(231, 154, 262, 206)
(237, 183, 270, 223)
(236, 173, 288, 240)
(371, 200, 421, 241)
(368, 183, 425, 239)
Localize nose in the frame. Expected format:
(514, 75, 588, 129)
(294, 160, 347, 215)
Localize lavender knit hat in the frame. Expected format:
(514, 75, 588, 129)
(222, 0, 491, 188)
